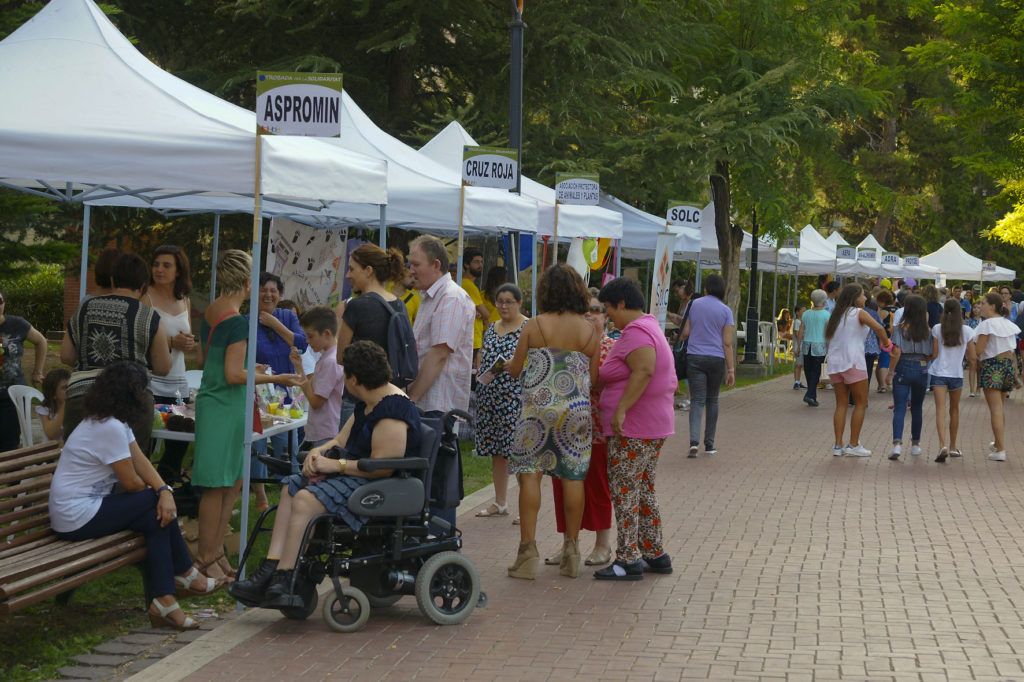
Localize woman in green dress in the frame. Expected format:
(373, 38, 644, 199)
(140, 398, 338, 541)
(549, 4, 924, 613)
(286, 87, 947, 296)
(193, 250, 303, 580)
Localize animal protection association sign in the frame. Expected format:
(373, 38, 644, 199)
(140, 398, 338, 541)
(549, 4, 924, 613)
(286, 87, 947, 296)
(462, 146, 518, 189)
(257, 72, 344, 137)
(555, 172, 599, 205)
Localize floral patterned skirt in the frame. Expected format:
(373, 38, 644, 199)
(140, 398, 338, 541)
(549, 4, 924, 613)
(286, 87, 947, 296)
(980, 356, 1015, 392)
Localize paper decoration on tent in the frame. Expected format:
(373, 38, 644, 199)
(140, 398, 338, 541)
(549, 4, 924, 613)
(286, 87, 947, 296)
(267, 217, 349, 309)
(589, 238, 612, 270)
(567, 238, 589, 279)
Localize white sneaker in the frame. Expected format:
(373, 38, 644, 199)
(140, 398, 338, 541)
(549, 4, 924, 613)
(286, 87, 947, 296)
(844, 444, 872, 457)
(910, 445, 922, 456)
(988, 450, 1007, 462)
(888, 444, 902, 460)
(990, 441, 997, 453)
(832, 446, 844, 457)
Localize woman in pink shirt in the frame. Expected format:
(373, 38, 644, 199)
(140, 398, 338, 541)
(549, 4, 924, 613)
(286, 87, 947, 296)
(592, 278, 676, 581)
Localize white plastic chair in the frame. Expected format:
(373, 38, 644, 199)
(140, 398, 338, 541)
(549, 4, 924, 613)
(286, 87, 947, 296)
(8, 385, 44, 448)
(185, 370, 203, 391)
(757, 322, 775, 366)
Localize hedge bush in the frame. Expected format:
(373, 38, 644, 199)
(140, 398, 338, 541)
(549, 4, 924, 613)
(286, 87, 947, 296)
(0, 264, 63, 333)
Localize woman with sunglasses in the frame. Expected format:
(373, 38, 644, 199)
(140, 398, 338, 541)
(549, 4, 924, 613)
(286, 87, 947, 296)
(146, 245, 196, 482)
(0, 287, 48, 451)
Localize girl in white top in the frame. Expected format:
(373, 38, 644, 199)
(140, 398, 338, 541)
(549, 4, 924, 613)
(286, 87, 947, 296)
(36, 367, 70, 443)
(929, 300, 977, 462)
(824, 284, 890, 457)
(974, 291, 1021, 461)
(146, 245, 196, 482)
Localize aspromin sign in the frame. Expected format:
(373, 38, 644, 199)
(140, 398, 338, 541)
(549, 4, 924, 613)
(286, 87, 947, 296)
(257, 72, 343, 137)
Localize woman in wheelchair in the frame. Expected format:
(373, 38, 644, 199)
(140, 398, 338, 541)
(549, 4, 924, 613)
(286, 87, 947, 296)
(229, 340, 421, 607)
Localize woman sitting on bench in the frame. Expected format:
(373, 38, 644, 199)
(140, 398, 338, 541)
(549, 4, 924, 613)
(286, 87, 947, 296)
(229, 340, 421, 608)
(49, 362, 224, 631)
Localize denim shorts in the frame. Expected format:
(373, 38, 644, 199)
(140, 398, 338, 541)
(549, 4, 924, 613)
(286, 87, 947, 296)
(929, 375, 963, 391)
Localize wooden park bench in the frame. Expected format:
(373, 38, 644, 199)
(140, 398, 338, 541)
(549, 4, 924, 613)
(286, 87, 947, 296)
(0, 441, 147, 613)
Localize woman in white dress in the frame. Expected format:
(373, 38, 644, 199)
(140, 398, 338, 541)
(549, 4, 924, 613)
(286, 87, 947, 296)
(146, 245, 196, 481)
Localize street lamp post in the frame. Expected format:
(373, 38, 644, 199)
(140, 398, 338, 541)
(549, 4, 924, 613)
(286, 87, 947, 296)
(742, 207, 761, 364)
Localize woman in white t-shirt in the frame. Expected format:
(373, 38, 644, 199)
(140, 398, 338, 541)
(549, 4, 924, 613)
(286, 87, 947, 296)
(929, 300, 977, 462)
(825, 284, 891, 457)
(48, 362, 224, 630)
(975, 292, 1021, 461)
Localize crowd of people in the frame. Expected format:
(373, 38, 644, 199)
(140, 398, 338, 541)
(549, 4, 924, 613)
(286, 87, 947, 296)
(791, 278, 1022, 462)
(14, 235, 1024, 626)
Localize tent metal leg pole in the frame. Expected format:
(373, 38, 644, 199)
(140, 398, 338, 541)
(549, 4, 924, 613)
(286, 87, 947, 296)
(378, 205, 386, 249)
(239, 212, 262, 585)
(531, 255, 538, 317)
(78, 205, 91, 301)
(210, 215, 221, 303)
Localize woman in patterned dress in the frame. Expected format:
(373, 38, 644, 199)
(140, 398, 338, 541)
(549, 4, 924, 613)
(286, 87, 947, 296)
(473, 283, 527, 518)
(545, 288, 616, 567)
(505, 265, 600, 579)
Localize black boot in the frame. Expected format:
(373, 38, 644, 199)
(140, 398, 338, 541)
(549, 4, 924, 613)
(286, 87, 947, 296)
(261, 569, 298, 608)
(227, 558, 279, 607)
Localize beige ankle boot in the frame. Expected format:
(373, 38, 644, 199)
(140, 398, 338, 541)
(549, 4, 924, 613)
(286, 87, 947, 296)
(559, 537, 581, 578)
(507, 540, 539, 579)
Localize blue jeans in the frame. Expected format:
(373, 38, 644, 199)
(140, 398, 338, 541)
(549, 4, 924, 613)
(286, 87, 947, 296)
(57, 489, 192, 598)
(686, 354, 726, 449)
(892, 359, 929, 443)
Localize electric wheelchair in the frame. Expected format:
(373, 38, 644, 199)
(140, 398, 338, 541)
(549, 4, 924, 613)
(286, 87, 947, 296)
(235, 409, 485, 632)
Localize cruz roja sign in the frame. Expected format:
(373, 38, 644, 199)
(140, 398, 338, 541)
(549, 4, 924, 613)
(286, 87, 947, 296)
(555, 172, 599, 205)
(462, 146, 518, 190)
(256, 72, 344, 137)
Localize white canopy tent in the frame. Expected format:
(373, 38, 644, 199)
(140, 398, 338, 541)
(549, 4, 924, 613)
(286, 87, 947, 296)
(603, 193, 701, 259)
(825, 231, 850, 246)
(853, 234, 941, 281)
(419, 121, 622, 240)
(0, 0, 388, 219)
(921, 240, 1016, 281)
(0, 0, 394, 579)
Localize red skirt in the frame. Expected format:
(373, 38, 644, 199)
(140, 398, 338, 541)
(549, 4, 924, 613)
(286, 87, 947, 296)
(551, 440, 613, 532)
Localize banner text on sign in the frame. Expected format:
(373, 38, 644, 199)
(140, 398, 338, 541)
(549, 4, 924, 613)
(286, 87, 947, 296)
(256, 72, 343, 137)
(666, 200, 703, 229)
(462, 146, 518, 190)
(555, 172, 599, 205)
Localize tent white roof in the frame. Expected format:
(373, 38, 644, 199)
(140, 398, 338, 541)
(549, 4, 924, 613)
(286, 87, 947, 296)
(419, 121, 621, 239)
(690, 203, 794, 271)
(852, 234, 941, 280)
(825, 232, 850, 246)
(0, 0, 388, 211)
(603, 193, 700, 258)
(921, 240, 1016, 281)
(324, 95, 537, 233)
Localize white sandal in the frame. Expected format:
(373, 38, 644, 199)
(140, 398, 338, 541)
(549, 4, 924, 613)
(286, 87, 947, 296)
(475, 502, 509, 517)
(175, 566, 223, 596)
(149, 598, 199, 631)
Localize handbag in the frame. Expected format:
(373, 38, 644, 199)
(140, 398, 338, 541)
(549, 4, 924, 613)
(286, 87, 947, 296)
(673, 301, 692, 382)
(204, 310, 263, 434)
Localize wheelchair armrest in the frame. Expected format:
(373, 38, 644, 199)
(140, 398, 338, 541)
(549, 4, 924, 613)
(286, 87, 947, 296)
(356, 457, 428, 473)
(255, 453, 292, 477)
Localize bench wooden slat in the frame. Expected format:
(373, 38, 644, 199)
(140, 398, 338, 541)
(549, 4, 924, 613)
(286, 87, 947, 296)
(0, 442, 58, 466)
(0, 547, 148, 613)
(0, 462, 57, 486)
(0, 476, 54, 505)
(0, 499, 50, 527)
(0, 531, 141, 577)
(0, 536, 147, 598)
(0, 534, 58, 561)
(0, 442, 148, 613)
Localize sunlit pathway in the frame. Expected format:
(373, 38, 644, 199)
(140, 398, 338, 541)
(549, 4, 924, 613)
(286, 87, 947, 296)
(135, 376, 1024, 681)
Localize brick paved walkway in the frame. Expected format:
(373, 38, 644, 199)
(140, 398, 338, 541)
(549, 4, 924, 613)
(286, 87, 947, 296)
(136, 377, 1024, 681)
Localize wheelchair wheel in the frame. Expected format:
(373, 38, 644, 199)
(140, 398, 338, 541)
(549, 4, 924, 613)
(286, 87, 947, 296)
(278, 578, 318, 621)
(322, 585, 370, 633)
(414, 551, 480, 626)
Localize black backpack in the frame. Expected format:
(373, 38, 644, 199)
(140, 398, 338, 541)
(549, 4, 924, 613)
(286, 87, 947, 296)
(367, 293, 419, 388)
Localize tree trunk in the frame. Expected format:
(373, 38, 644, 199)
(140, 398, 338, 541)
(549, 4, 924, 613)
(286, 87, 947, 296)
(387, 46, 416, 130)
(872, 117, 898, 245)
(710, 159, 744, 321)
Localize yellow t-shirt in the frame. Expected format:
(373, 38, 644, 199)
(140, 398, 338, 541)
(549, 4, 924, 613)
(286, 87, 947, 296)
(483, 297, 499, 324)
(462, 277, 485, 349)
(390, 285, 421, 323)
